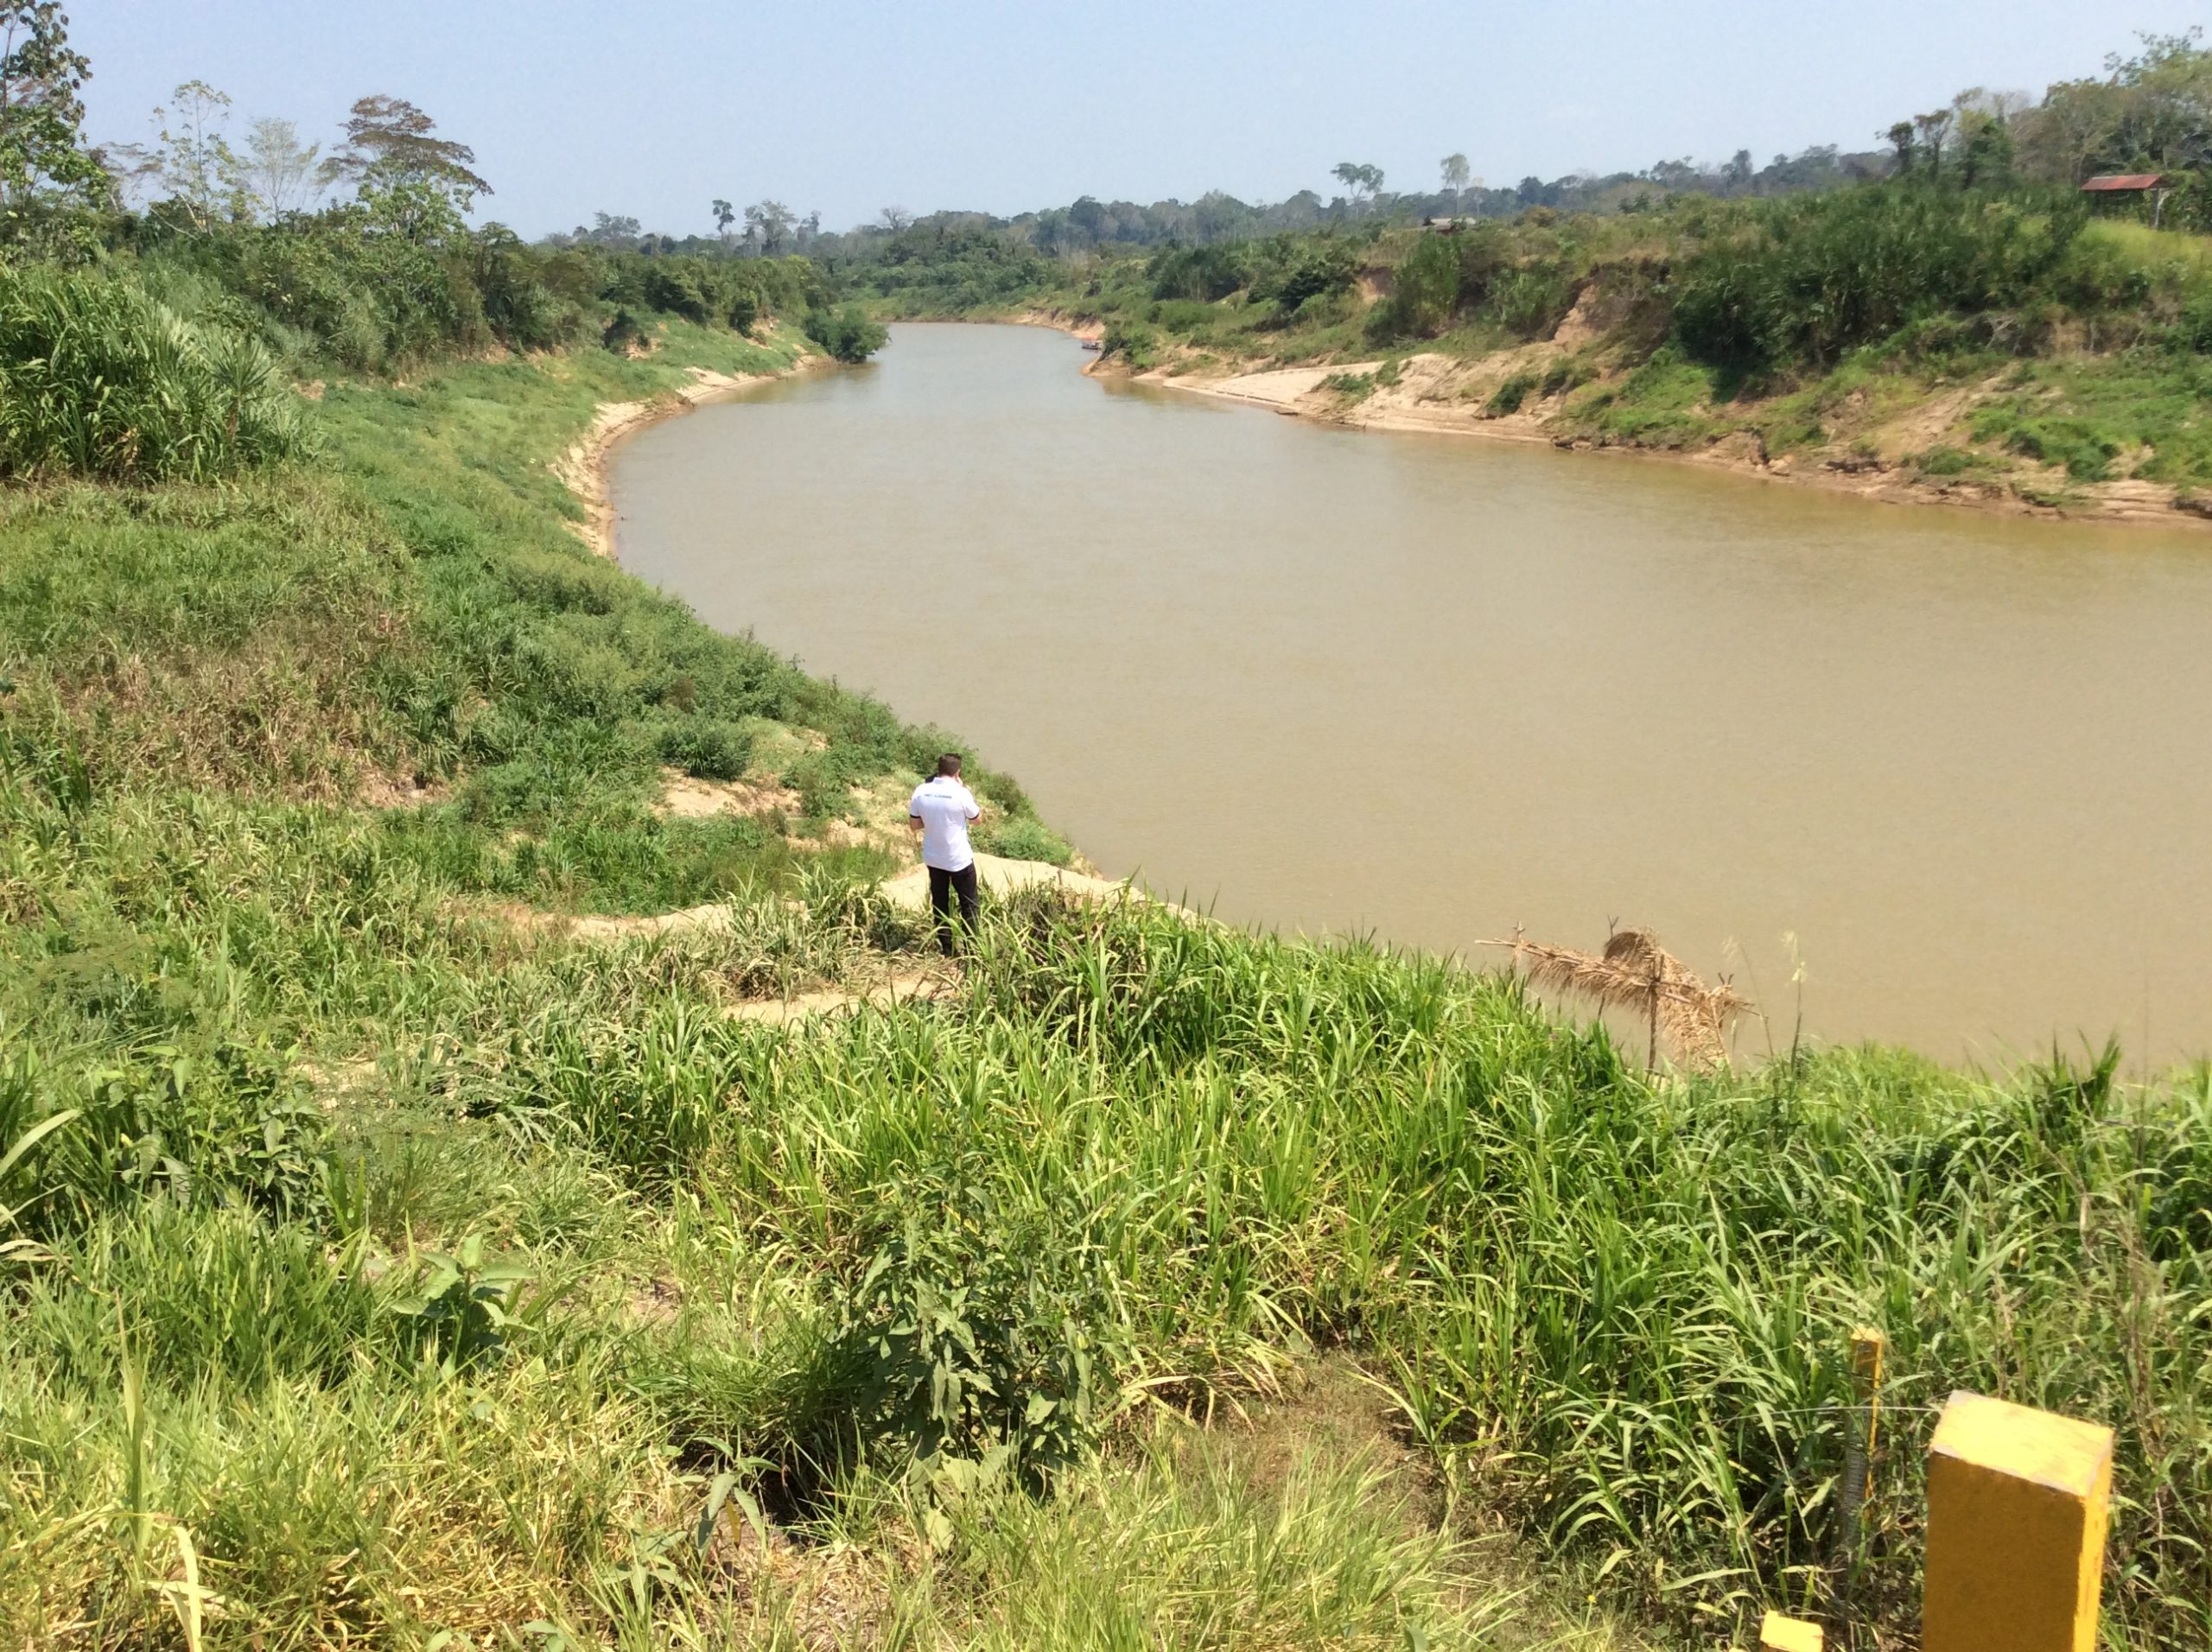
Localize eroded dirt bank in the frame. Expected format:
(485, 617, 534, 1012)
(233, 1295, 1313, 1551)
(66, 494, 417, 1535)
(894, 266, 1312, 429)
(993, 302, 2212, 531)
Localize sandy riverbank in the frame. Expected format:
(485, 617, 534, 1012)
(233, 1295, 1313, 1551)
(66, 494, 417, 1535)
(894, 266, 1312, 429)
(981, 305, 2212, 531)
(1141, 353, 2202, 527)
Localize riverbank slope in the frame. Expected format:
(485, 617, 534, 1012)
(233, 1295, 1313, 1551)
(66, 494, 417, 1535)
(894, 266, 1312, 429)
(873, 199, 2212, 531)
(3, 326, 2206, 1649)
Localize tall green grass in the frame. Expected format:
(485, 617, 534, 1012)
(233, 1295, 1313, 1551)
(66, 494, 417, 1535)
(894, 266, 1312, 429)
(3, 872, 2205, 1643)
(2, 327, 2206, 1647)
(0, 268, 312, 482)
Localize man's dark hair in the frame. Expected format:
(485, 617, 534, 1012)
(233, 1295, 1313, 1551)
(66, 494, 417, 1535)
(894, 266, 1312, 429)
(936, 753, 963, 777)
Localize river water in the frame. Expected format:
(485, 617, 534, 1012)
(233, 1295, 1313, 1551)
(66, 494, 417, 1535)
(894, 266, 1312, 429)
(613, 322, 2212, 1067)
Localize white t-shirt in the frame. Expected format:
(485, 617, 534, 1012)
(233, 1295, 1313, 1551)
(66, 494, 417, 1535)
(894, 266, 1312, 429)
(908, 776, 981, 872)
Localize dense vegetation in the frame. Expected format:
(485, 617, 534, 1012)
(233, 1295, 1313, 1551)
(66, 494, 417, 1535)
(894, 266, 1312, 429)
(0, 14, 876, 494)
(3, 10, 2208, 1647)
(849, 35, 2212, 505)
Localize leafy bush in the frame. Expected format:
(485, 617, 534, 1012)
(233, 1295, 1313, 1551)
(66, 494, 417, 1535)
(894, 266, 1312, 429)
(1366, 232, 1461, 341)
(658, 715, 753, 781)
(1491, 258, 1578, 338)
(1672, 186, 2086, 372)
(1972, 407, 2123, 480)
(0, 268, 312, 481)
(1912, 444, 1981, 476)
(983, 816, 1073, 867)
(1250, 237, 1360, 315)
(804, 304, 889, 363)
(1485, 370, 1539, 416)
(1148, 244, 1247, 302)
(0, 1031, 331, 1236)
(825, 1183, 1133, 1488)
(601, 305, 650, 353)
(642, 259, 715, 323)
(1100, 319, 1158, 368)
(389, 1234, 534, 1378)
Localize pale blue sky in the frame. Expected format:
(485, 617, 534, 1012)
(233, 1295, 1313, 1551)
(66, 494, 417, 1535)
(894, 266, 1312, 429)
(80, 1, 2206, 237)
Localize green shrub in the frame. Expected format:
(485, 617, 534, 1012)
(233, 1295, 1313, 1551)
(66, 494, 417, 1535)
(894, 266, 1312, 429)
(1252, 238, 1359, 315)
(602, 305, 650, 353)
(1148, 244, 1247, 302)
(388, 1234, 535, 1379)
(0, 1030, 331, 1236)
(1100, 319, 1158, 369)
(1485, 370, 1539, 416)
(642, 259, 714, 323)
(1672, 186, 2086, 371)
(0, 268, 312, 482)
(803, 304, 889, 363)
(1972, 408, 2122, 480)
(824, 1181, 1133, 1489)
(984, 816, 1074, 867)
(1491, 259, 1578, 339)
(1912, 444, 1981, 477)
(1366, 232, 1462, 341)
(658, 715, 753, 782)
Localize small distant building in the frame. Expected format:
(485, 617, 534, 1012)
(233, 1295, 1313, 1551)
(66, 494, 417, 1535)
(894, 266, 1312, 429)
(1421, 215, 1465, 233)
(2081, 174, 2173, 226)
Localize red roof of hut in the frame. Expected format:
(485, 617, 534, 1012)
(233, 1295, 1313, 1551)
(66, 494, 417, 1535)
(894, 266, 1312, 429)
(2080, 174, 2167, 193)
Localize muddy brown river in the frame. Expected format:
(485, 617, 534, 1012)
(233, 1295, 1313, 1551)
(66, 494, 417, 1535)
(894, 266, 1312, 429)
(613, 322, 2212, 1068)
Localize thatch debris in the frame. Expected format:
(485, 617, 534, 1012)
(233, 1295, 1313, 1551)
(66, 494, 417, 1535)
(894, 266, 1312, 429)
(1485, 925, 1752, 1071)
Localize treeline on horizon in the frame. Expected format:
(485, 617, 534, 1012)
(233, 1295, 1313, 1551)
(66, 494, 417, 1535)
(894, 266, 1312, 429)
(836, 31, 2212, 312)
(555, 31, 2212, 274)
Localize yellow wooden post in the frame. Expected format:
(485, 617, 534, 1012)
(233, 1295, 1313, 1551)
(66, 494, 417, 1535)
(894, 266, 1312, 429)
(1758, 1609, 1824, 1651)
(1849, 1327, 1885, 1457)
(1923, 1390, 2113, 1652)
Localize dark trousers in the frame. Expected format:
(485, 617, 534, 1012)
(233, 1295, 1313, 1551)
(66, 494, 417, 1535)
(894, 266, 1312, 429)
(927, 861, 981, 955)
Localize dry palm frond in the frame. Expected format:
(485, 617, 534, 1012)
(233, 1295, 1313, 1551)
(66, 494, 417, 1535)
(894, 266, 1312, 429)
(1484, 926, 1753, 1071)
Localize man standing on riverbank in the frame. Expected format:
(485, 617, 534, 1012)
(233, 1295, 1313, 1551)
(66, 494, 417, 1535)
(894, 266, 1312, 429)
(909, 753, 982, 956)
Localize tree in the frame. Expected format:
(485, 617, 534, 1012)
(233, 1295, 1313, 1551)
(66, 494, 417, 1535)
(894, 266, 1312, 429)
(1912, 108, 1955, 178)
(1885, 120, 1918, 175)
(325, 94, 490, 203)
(742, 199, 792, 254)
(2021, 30, 2212, 183)
(0, 2, 105, 223)
(147, 79, 244, 228)
(1723, 148, 1754, 193)
(1949, 90, 2026, 188)
(804, 303, 887, 363)
(583, 211, 640, 246)
(711, 196, 734, 238)
(878, 204, 912, 232)
(241, 115, 320, 218)
(1331, 161, 1383, 208)
(1440, 152, 1470, 206)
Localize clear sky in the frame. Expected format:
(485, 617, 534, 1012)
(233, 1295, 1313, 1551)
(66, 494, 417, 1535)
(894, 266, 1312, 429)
(79, 1, 2205, 238)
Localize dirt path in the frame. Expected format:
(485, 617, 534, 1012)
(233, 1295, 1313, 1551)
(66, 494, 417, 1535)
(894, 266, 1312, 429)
(726, 966, 957, 1025)
(877, 852, 1166, 913)
(487, 854, 1179, 1027)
